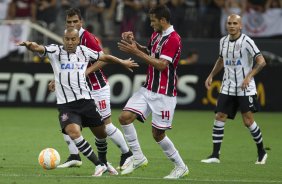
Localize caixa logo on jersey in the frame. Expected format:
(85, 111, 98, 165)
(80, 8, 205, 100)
(225, 59, 242, 66)
(61, 63, 85, 70)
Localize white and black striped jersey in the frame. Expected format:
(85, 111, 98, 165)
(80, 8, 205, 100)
(43, 44, 99, 104)
(219, 33, 261, 96)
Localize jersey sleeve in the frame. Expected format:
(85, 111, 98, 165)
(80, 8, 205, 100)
(83, 46, 100, 64)
(160, 35, 181, 63)
(42, 44, 59, 60)
(245, 37, 261, 59)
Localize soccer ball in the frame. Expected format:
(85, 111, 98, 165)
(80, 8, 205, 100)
(38, 148, 60, 170)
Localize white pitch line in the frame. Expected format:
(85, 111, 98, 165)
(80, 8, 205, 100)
(0, 173, 282, 183)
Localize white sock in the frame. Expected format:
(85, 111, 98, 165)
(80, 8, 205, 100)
(121, 123, 144, 160)
(158, 136, 186, 168)
(214, 120, 225, 127)
(248, 121, 257, 131)
(73, 135, 84, 144)
(106, 123, 129, 154)
(63, 134, 79, 155)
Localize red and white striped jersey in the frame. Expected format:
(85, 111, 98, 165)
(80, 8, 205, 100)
(143, 26, 181, 97)
(79, 28, 108, 91)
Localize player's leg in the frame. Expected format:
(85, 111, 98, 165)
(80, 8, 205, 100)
(50, 80, 82, 168)
(153, 128, 188, 179)
(151, 93, 188, 179)
(89, 123, 118, 175)
(240, 95, 267, 164)
(79, 99, 110, 176)
(118, 88, 150, 175)
(119, 110, 148, 175)
(64, 123, 106, 176)
(57, 133, 82, 168)
(201, 94, 235, 164)
(64, 123, 101, 164)
(103, 117, 133, 170)
(93, 86, 132, 169)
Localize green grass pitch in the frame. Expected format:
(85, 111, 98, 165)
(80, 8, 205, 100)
(0, 108, 281, 184)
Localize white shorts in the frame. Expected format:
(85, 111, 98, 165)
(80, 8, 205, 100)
(90, 85, 111, 120)
(123, 87, 176, 130)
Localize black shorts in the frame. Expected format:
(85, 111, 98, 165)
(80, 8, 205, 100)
(57, 99, 103, 133)
(215, 93, 259, 119)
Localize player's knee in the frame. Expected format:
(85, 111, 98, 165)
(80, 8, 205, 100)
(152, 128, 165, 142)
(215, 112, 227, 121)
(90, 126, 107, 139)
(242, 112, 254, 126)
(64, 124, 81, 140)
(242, 116, 254, 126)
(118, 111, 135, 125)
(66, 129, 81, 140)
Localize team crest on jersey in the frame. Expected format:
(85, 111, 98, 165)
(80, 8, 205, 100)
(61, 113, 69, 122)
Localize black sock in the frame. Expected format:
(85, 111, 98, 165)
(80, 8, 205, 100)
(74, 136, 102, 166)
(95, 138, 108, 165)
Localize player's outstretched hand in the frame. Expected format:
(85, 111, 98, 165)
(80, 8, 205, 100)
(17, 41, 43, 53)
(17, 41, 33, 49)
(121, 58, 139, 72)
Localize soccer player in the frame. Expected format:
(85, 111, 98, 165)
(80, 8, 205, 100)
(201, 14, 267, 164)
(117, 5, 189, 179)
(50, 8, 134, 172)
(17, 28, 137, 176)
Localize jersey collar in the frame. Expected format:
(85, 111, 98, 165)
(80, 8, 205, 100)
(162, 25, 174, 37)
(229, 33, 242, 42)
(79, 28, 85, 37)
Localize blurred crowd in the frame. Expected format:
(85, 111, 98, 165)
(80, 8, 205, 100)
(1, 0, 282, 39)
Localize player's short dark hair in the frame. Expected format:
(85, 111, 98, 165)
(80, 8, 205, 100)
(149, 5, 171, 22)
(65, 8, 82, 20)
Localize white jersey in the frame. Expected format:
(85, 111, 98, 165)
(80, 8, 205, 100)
(44, 44, 100, 104)
(219, 33, 261, 96)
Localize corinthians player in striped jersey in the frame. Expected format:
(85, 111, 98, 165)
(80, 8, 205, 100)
(201, 14, 267, 164)
(49, 8, 134, 172)
(17, 28, 138, 176)
(117, 5, 188, 179)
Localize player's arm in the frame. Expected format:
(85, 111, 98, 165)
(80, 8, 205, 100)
(85, 61, 106, 76)
(205, 57, 224, 90)
(86, 54, 139, 75)
(241, 55, 266, 90)
(17, 41, 45, 54)
(118, 40, 168, 71)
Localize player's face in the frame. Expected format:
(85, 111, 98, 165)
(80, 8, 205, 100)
(149, 14, 162, 33)
(66, 15, 82, 30)
(63, 31, 80, 53)
(226, 16, 242, 38)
